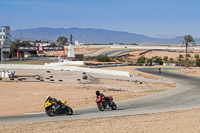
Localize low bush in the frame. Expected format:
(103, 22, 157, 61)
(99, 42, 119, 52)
(96, 56, 111, 62)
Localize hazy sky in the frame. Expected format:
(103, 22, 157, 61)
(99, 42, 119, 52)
(1, 0, 200, 38)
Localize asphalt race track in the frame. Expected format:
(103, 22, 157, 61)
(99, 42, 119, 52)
(1, 68, 200, 124)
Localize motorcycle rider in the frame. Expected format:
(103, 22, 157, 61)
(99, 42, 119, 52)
(96, 90, 105, 99)
(45, 96, 63, 111)
(158, 68, 161, 73)
(96, 90, 109, 108)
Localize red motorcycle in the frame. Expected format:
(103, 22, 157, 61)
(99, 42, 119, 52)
(95, 96, 117, 111)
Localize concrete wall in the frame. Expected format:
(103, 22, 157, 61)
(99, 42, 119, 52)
(74, 45, 200, 50)
(0, 64, 130, 77)
(45, 61, 85, 66)
(89, 63, 128, 68)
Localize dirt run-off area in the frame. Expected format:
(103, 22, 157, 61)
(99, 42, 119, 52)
(0, 68, 175, 116)
(2, 66, 200, 133)
(166, 67, 200, 78)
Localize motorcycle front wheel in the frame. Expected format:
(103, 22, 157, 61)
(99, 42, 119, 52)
(45, 107, 54, 117)
(97, 103, 105, 111)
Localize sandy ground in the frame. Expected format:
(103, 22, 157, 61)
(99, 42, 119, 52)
(127, 50, 200, 61)
(2, 66, 200, 133)
(0, 68, 174, 116)
(40, 47, 99, 56)
(168, 67, 200, 78)
(88, 48, 120, 56)
(1, 109, 200, 133)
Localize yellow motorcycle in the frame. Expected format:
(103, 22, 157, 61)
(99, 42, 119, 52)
(44, 100, 73, 117)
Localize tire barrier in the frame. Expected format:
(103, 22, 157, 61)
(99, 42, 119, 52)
(10, 78, 14, 81)
(0, 64, 131, 77)
(35, 75, 40, 80)
(82, 75, 88, 80)
(18, 78, 22, 81)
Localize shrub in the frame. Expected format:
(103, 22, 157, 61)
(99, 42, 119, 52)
(152, 56, 163, 65)
(196, 59, 200, 66)
(147, 58, 152, 65)
(137, 56, 146, 63)
(163, 56, 168, 62)
(96, 56, 111, 62)
(169, 58, 174, 63)
(194, 54, 199, 59)
(186, 54, 191, 57)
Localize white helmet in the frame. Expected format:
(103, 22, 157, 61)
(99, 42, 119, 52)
(46, 95, 52, 101)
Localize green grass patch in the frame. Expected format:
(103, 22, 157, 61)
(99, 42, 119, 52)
(143, 89, 165, 92)
(97, 51, 109, 56)
(117, 50, 135, 55)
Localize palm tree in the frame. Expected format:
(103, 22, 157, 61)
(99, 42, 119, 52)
(180, 35, 195, 68)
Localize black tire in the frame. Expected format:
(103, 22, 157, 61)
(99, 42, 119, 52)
(97, 103, 105, 111)
(45, 107, 54, 117)
(65, 106, 73, 115)
(111, 102, 117, 110)
(82, 75, 88, 80)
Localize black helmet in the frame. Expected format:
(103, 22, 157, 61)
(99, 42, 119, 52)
(96, 91, 100, 96)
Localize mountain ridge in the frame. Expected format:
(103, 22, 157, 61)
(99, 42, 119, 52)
(11, 27, 200, 45)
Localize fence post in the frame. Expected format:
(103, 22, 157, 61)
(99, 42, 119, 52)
(63, 47, 65, 60)
(17, 48, 19, 58)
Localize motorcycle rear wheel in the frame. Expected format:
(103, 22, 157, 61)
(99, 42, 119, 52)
(65, 106, 73, 115)
(111, 102, 117, 110)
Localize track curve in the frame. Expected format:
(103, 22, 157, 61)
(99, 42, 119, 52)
(1, 68, 200, 124)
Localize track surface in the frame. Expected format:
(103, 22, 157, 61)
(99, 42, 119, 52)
(1, 68, 200, 124)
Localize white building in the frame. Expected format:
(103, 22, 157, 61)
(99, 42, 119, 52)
(35, 42, 51, 46)
(0, 43, 1, 60)
(0, 26, 11, 60)
(68, 44, 75, 59)
(75, 40, 84, 46)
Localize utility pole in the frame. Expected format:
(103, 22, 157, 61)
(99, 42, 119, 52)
(70, 34, 73, 44)
(20, 32, 23, 42)
(1, 47, 2, 62)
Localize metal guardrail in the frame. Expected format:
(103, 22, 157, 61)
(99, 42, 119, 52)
(89, 63, 129, 68)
